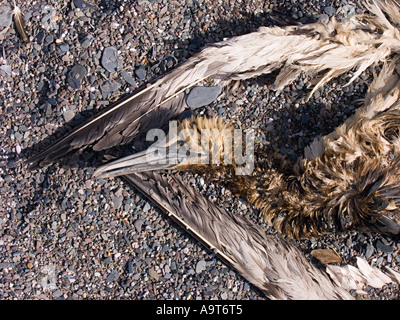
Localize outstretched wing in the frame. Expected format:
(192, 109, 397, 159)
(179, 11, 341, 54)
(123, 171, 353, 300)
(27, 0, 400, 168)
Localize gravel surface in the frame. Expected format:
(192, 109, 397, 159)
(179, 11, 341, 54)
(0, 0, 399, 300)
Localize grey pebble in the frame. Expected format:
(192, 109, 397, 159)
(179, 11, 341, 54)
(376, 240, 394, 253)
(73, 0, 95, 9)
(0, 65, 12, 75)
(135, 66, 147, 81)
(52, 289, 61, 298)
(186, 86, 221, 109)
(127, 260, 134, 274)
(121, 71, 137, 87)
(133, 219, 145, 232)
(143, 202, 151, 213)
(324, 6, 336, 17)
(67, 65, 86, 89)
(101, 47, 118, 73)
(106, 270, 119, 282)
(57, 44, 70, 53)
(44, 34, 54, 45)
(164, 265, 170, 274)
(63, 110, 76, 123)
(365, 244, 375, 259)
(112, 196, 123, 209)
(195, 259, 206, 274)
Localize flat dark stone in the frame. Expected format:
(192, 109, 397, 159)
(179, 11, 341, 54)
(376, 240, 394, 253)
(101, 46, 118, 73)
(186, 86, 221, 109)
(67, 65, 86, 89)
(106, 270, 119, 282)
(121, 71, 137, 87)
(57, 44, 70, 53)
(73, 0, 95, 9)
(135, 66, 147, 80)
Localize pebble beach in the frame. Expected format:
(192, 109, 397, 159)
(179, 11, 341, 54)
(1, 0, 399, 300)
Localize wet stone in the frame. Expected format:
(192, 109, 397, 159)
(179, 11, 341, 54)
(186, 86, 222, 109)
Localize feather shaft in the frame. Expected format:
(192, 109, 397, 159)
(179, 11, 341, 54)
(12, 5, 28, 43)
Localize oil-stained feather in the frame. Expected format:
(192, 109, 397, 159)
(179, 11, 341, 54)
(27, 0, 400, 168)
(12, 5, 28, 43)
(123, 171, 353, 300)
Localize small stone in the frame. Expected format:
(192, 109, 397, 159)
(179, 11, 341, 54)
(324, 6, 336, 17)
(365, 244, 375, 259)
(121, 71, 137, 87)
(27, 262, 33, 269)
(0, 65, 11, 75)
(376, 240, 394, 253)
(135, 66, 147, 80)
(44, 34, 54, 45)
(73, 0, 95, 9)
(80, 34, 94, 48)
(113, 196, 123, 209)
(148, 267, 159, 280)
(126, 260, 133, 274)
(57, 44, 70, 53)
(143, 203, 151, 213)
(67, 65, 86, 89)
(195, 259, 206, 274)
(101, 47, 118, 73)
(52, 289, 61, 298)
(106, 270, 119, 282)
(221, 292, 228, 299)
(63, 110, 76, 123)
(133, 219, 144, 232)
(186, 86, 222, 109)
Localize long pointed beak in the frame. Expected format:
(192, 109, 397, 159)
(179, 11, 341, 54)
(93, 147, 177, 179)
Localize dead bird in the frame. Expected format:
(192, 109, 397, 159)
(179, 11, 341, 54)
(94, 58, 400, 239)
(26, 0, 400, 168)
(27, 1, 400, 239)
